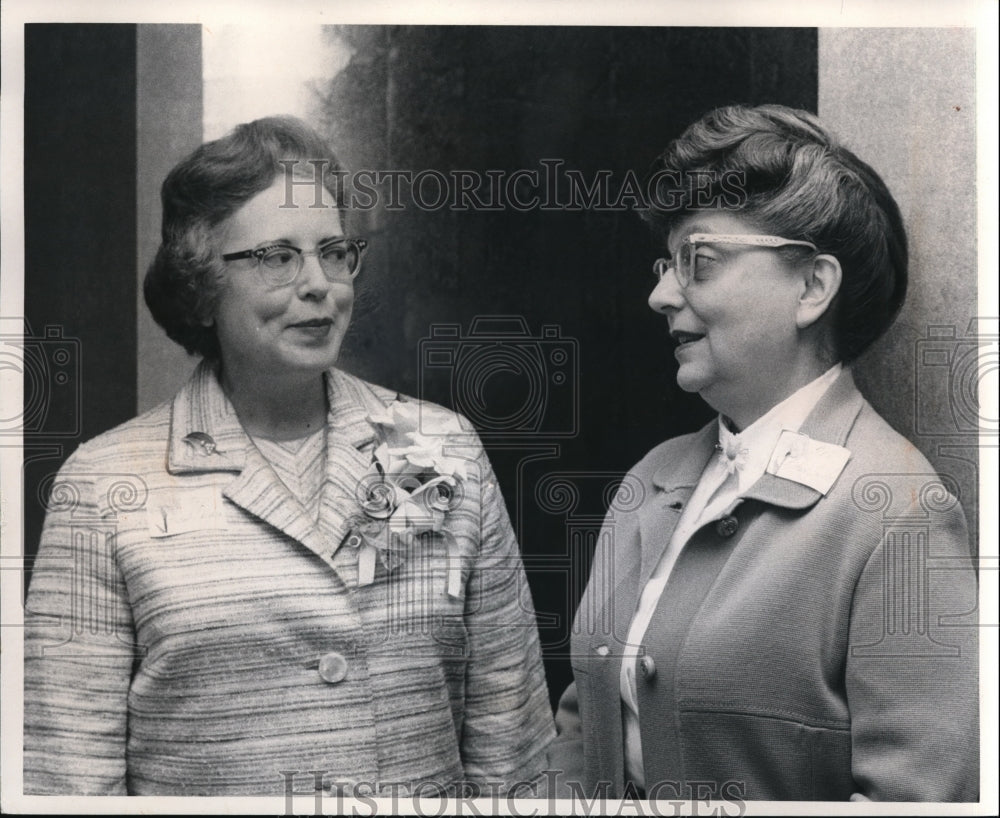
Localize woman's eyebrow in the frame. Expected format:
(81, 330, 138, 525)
(675, 224, 719, 241)
(253, 235, 348, 248)
(666, 226, 710, 253)
(249, 237, 296, 248)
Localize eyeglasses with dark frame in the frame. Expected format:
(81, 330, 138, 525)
(222, 237, 369, 287)
(652, 233, 818, 289)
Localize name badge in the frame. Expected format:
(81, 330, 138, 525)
(147, 488, 228, 538)
(766, 430, 851, 495)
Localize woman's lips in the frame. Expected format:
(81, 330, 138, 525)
(672, 330, 704, 346)
(672, 330, 705, 358)
(288, 318, 333, 337)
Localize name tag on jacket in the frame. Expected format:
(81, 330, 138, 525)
(147, 488, 229, 538)
(766, 430, 851, 495)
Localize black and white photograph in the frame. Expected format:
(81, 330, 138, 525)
(1, 0, 996, 814)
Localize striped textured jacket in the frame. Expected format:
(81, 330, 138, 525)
(24, 362, 554, 795)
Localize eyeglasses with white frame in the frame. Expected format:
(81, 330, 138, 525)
(652, 233, 818, 289)
(222, 237, 369, 287)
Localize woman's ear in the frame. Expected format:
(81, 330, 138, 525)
(197, 296, 217, 328)
(198, 295, 216, 328)
(796, 254, 842, 329)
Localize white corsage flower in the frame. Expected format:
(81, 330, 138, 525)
(343, 397, 468, 594)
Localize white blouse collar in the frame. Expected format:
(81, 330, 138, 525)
(717, 363, 843, 491)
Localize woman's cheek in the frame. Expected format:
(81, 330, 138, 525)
(259, 291, 298, 322)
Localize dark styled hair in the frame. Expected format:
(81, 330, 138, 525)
(645, 104, 908, 362)
(143, 116, 346, 360)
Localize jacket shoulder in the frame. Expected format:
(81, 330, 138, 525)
(335, 370, 400, 406)
(838, 400, 967, 524)
(629, 424, 714, 480)
(844, 400, 938, 474)
(335, 369, 472, 429)
(63, 399, 173, 470)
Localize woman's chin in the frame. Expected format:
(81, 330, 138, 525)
(674, 366, 709, 395)
(280, 340, 344, 373)
(243, 353, 341, 387)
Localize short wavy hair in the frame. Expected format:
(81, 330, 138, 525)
(644, 104, 908, 363)
(144, 116, 346, 360)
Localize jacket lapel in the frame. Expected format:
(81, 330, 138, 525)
(223, 444, 335, 559)
(316, 369, 387, 555)
(637, 424, 717, 586)
(742, 367, 865, 508)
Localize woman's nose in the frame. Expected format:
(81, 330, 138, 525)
(648, 267, 685, 314)
(296, 252, 333, 298)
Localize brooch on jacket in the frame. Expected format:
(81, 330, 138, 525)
(182, 431, 218, 456)
(342, 397, 468, 595)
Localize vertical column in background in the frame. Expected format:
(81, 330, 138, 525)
(819, 28, 982, 549)
(23, 24, 137, 578)
(137, 24, 354, 411)
(136, 25, 203, 413)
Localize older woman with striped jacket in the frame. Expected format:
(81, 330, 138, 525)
(23, 116, 554, 796)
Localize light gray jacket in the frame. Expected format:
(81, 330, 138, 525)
(550, 369, 978, 801)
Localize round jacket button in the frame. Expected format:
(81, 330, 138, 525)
(318, 651, 348, 683)
(716, 515, 739, 538)
(594, 644, 610, 656)
(639, 655, 656, 680)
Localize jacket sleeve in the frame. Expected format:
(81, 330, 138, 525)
(546, 464, 646, 799)
(548, 681, 589, 797)
(23, 446, 138, 795)
(457, 444, 556, 792)
(846, 483, 979, 801)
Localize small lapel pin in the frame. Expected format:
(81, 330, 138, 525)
(715, 439, 748, 474)
(183, 431, 218, 456)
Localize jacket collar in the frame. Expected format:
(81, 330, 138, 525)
(742, 366, 865, 508)
(166, 361, 395, 564)
(166, 360, 248, 474)
(634, 423, 718, 588)
(167, 362, 385, 474)
(650, 366, 866, 511)
(634, 367, 864, 588)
